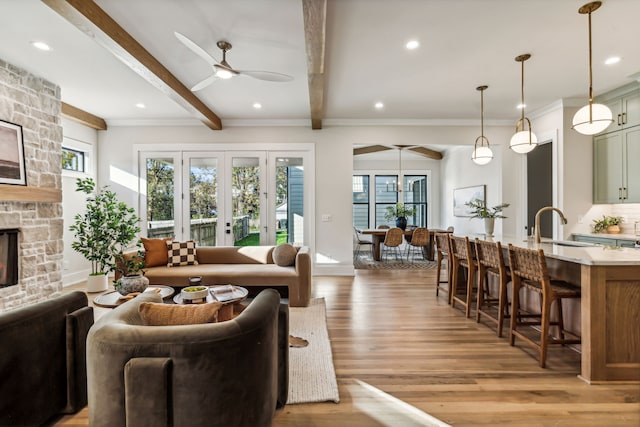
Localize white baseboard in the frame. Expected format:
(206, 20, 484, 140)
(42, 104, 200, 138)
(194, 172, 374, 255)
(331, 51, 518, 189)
(313, 263, 355, 276)
(62, 270, 90, 287)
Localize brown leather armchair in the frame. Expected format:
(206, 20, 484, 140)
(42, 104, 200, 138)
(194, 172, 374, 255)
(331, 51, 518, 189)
(87, 289, 288, 427)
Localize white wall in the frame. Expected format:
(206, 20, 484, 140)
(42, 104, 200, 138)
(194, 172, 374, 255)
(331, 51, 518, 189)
(61, 118, 98, 286)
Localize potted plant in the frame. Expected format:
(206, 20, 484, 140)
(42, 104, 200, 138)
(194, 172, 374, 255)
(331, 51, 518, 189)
(465, 199, 510, 237)
(69, 178, 141, 292)
(113, 249, 149, 296)
(592, 215, 622, 234)
(384, 203, 416, 230)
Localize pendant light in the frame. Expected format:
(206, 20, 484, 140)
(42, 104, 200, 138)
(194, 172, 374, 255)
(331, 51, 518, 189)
(472, 85, 493, 165)
(572, 1, 613, 135)
(509, 53, 538, 154)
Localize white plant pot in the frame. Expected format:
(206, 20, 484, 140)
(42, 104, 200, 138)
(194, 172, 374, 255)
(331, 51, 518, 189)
(484, 218, 495, 237)
(87, 274, 108, 293)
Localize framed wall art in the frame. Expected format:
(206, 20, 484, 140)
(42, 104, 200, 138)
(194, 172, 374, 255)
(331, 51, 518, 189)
(453, 185, 485, 217)
(0, 120, 26, 186)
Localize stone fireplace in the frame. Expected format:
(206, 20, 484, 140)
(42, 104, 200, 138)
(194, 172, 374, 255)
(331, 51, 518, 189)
(0, 59, 64, 311)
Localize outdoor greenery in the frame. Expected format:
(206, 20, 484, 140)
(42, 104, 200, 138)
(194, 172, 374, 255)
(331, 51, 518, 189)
(70, 178, 141, 276)
(592, 215, 622, 233)
(384, 203, 416, 221)
(465, 199, 510, 219)
(234, 231, 288, 247)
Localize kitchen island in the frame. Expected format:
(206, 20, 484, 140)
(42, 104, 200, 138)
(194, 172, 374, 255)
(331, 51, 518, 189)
(475, 235, 640, 383)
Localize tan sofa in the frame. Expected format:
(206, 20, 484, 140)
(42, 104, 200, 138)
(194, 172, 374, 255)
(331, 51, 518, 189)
(122, 245, 311, 307)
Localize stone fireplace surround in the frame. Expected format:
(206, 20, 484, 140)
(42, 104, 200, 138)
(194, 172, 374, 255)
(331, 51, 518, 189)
(0, 59, 64, 311)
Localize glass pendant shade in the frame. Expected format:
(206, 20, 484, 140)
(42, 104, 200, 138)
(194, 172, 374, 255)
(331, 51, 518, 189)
(472, 145, 493, 165)
(572, 103, 613, 135)
(510, 129, 538, 154)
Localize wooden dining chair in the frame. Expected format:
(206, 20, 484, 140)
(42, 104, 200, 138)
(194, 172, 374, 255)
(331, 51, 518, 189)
(382, 227, 403, 261)
(507, 244, 581, 368)
(434, 233, 452, 303)
(449, 235, 477, 318)
(474, 238, 511, 337)
(406, 227, 429, 262)
(353, 227, 373, 260)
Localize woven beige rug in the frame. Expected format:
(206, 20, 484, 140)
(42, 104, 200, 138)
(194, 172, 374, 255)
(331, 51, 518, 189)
(288, 297, 340, 404)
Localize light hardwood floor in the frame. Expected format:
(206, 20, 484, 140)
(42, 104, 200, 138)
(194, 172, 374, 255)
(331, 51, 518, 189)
(56, 269, 640, 426)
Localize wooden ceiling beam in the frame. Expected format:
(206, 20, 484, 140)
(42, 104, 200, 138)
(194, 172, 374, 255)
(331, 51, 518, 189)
(303, 0, 326, 130)
(42, 0, 222, 130)
(353, 145, 391, 156)
(409, 146, 443, 160)
(61, 102, 107, 130)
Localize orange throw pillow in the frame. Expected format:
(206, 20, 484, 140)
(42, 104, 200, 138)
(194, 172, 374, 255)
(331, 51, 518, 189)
(138, 302, 223, 326)
(141, 237, 173, 268)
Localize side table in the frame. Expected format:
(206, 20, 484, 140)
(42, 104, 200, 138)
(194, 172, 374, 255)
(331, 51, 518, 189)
(94, 285, 175, 308)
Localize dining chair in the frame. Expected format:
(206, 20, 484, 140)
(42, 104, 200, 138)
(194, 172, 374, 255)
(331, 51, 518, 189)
(382, 227, 403, 261)
(449, 235, 477, 318)
(353, 227, 373, 260)
(434, 233, 452, 303)
(507, 244, 581, 368)
(474, 238, 511, 337)
(406, 227, 429, 262)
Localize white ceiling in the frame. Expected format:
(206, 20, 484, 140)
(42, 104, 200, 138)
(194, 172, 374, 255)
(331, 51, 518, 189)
(0, 0, 639, 128)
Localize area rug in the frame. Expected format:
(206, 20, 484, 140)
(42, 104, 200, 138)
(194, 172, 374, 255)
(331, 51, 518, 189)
(354, 257, 438, 270)
(288, 297, 340, 404)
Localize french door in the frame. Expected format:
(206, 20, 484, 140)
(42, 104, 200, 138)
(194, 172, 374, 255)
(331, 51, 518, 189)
(140, 150, 306, 247)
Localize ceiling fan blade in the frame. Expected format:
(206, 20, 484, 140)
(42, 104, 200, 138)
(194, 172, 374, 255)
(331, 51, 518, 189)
(353, 145, 392, 156)
(237, 70, 294, 82)
(174, 32, 218, 66)
(409, 146, 443, 160)
(190, 74, 218, 91)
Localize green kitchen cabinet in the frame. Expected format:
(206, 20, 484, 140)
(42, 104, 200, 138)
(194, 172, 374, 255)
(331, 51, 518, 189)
(593, 126, 640, 203)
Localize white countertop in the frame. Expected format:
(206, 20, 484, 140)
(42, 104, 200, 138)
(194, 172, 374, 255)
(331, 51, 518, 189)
(467, 234, 640, 266)
(572, 232, 640, 241)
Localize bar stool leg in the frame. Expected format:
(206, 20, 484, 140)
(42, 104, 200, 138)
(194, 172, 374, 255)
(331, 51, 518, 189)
(540, 294, 552, 368)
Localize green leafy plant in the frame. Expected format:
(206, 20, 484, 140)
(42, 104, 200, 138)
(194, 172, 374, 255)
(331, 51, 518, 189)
(384, 203, 416, 221)
(70, 178, 141, 276)
(115, 248, 146, 277)
(592, 215, 622, 233)
(465, 199, 510, 219)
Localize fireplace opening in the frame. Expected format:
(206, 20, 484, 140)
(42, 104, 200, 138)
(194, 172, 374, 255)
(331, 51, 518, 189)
(0, 229, 19, 288)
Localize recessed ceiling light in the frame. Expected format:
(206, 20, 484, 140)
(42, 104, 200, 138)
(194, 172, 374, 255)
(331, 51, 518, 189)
(405, 40, 420, 50)
(253, 102, 262, 109)
(604, 56, 621, 65)
(135, 103, 146, 109)
(517, 103, 526, 109)
(31, 41, 51, 51)
(374, 102, 384, 109)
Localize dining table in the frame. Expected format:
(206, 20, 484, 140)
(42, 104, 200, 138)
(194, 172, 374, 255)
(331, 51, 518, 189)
(361, 228, 451, 261)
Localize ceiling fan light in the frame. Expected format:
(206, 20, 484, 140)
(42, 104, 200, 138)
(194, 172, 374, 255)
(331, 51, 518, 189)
(510, 130, 538, 154)
(472, 146, 493, 165)
(214, 64, 235, 79)
(572, 103, 613, 135)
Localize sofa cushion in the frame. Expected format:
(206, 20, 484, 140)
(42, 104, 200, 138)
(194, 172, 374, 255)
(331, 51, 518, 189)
(273, 243, 297, 266)
(168, 241, 198, 267)
(138, 301, 222, 326)
(142, 237, 173, 267)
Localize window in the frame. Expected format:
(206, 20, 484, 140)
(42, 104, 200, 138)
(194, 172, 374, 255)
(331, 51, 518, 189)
(61, 147, 85, 172)
(352, 175, 369, 229)
(375, 175, 398, 227)
(403, 175, 427, 227)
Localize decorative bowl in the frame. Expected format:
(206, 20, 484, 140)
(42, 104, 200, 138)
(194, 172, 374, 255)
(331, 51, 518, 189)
(181, 285, 208, 301)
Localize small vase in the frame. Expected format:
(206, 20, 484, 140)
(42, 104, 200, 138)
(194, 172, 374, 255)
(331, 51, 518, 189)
(606, 225, 621, 234)
(396, 217, 407, 230)
(116, 274, 149, 295)
(484, 217, 495, 237)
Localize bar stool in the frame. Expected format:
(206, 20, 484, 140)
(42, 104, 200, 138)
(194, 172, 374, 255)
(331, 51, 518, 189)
(434, 233, 452, 302)
(474, 239, 511, 337)
(449, 236, 477, 318)
(507, 244, 581, 368)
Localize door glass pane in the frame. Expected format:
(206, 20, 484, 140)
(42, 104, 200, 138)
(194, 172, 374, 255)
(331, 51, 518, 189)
(352, 175, 369, 229)
(189, 158, 218, 246)
(232, 157, 260, 246)
(276, 157, 304, 245)
(146, 158, 175, 239)
(375, 175, 398, 227)
(403, 175, 427, 227)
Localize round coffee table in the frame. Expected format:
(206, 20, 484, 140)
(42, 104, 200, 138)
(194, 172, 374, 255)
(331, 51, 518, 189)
(94, 285, 175, 308)
(173, 285, 248, 320)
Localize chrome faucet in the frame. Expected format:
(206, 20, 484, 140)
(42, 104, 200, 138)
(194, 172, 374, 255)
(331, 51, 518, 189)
(534, 206, 568, 243)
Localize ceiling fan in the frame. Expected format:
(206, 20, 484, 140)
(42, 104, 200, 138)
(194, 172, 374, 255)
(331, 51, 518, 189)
(174, 32, 294, 91)
(353, 145, 443, 160)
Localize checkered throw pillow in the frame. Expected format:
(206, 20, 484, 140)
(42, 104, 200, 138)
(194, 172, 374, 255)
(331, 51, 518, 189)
(167, 240, 198, 267)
